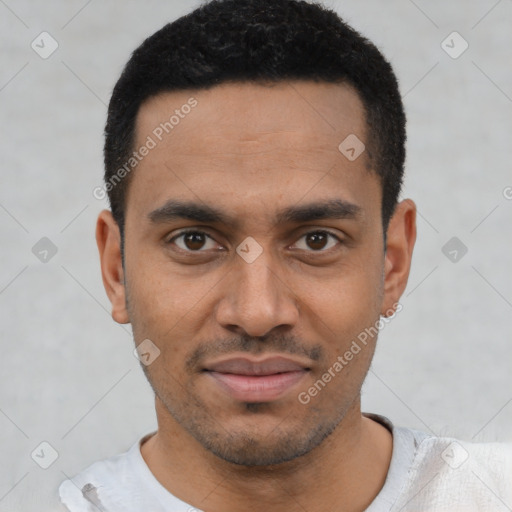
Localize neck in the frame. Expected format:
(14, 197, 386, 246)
(140, 396, 393, 512)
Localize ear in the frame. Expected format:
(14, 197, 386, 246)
(96, 210, 130, 324)
(381, 199, 417, 316)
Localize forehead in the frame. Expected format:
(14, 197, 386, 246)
(136, 80, 367, 152)
(126, 81, 379, 225)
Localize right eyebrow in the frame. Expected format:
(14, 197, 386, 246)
(148, 200, 235, 226)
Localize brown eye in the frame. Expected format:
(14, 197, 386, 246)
(169, 231, 219, 252)
(306, 232, 328, 250)
(183, 232, 207, 250)
(293, 230, 341, 252)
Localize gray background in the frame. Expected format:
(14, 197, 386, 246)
(1, 0, 511, 510)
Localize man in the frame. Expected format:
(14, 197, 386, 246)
(58, 0, 512, 510)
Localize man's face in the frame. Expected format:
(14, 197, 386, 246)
(104, 81, 407, 465)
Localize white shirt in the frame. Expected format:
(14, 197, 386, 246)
(58, 413, 512, 511)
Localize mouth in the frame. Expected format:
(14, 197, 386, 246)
(202, 356, 311, 403)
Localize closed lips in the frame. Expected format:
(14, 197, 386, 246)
(204, 357, 310, 376)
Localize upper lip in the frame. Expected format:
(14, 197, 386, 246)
(204, 356, 310, 376)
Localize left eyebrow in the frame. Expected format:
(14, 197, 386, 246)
(275, 199, 362, 224)
(147, 198, 362, 228)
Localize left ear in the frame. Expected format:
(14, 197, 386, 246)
(381, 199, 417, 315)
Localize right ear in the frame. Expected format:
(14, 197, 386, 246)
(95, 210, 130, 324)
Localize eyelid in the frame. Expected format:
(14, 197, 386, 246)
(289, 229, 343, 251)
(167, 229, 222, 251)
(166, 228, 344, 253)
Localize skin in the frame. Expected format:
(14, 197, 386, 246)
(96, 81, 416, 512)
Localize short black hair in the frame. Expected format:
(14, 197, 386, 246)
(104, 0, 406, 243)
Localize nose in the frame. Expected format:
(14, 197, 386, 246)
(214, 248, 300, 338)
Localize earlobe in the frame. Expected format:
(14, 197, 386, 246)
(381, 199, 417, 315)
(95, 210, 130, 324)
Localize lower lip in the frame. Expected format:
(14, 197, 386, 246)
(206, 370, 308, 402)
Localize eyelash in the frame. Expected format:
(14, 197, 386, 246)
(167, 229, 343, 253)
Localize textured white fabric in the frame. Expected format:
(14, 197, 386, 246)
(58, 413, 512, 511)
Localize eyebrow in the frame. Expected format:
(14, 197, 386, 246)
(148, 198, 362, 228)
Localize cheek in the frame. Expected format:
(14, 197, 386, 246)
(297, 256, 383, 339)
(127, 252, 206, 319)
(125, 259, 222, 358)
(296, 270, 382, 406)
